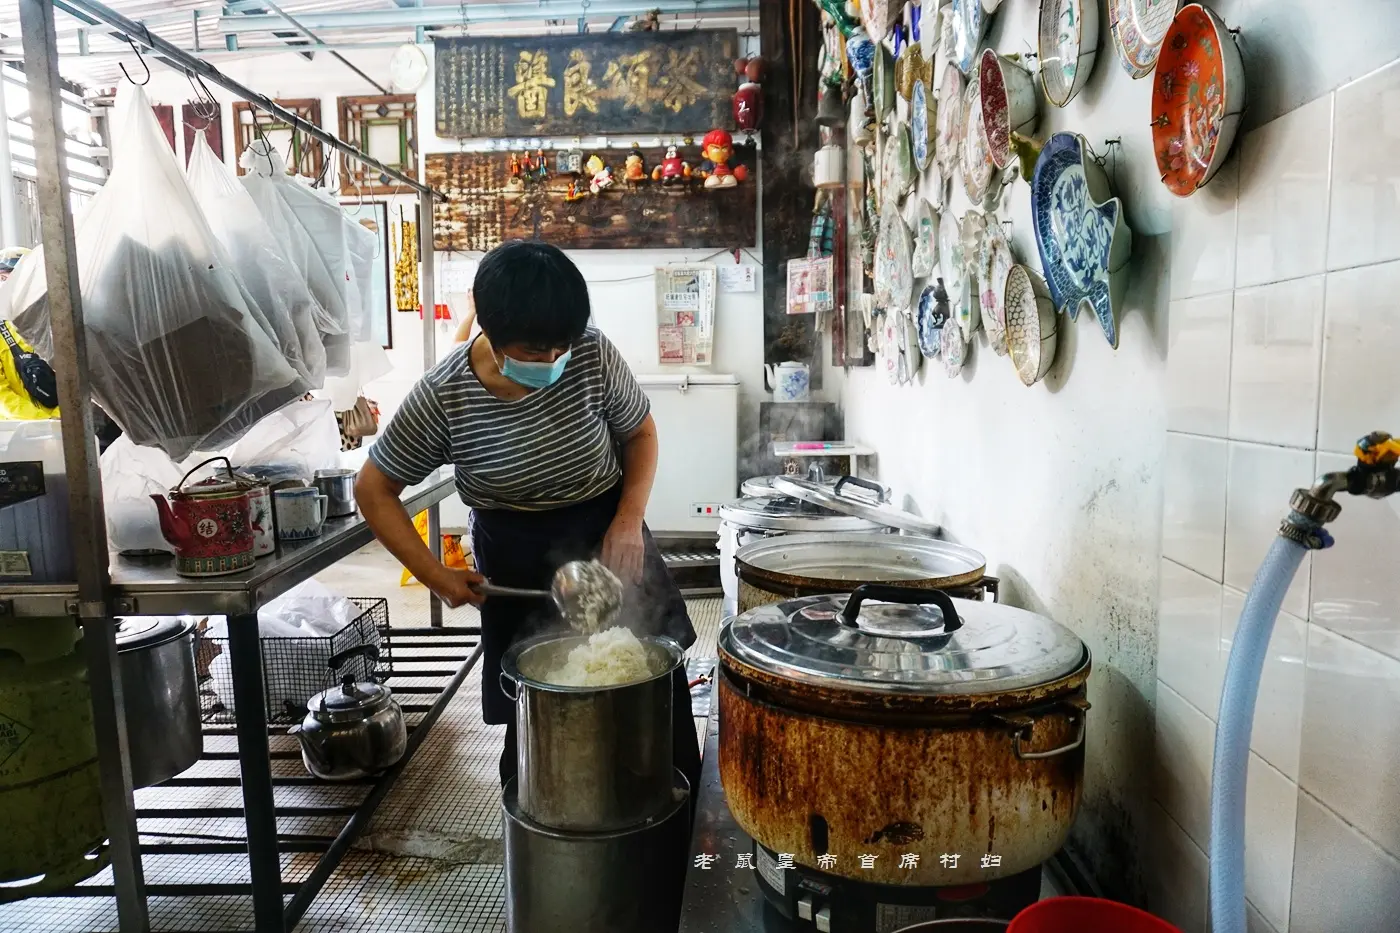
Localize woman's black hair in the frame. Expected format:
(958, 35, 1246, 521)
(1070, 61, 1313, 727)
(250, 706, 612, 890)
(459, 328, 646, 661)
(472, 240, 590, 349)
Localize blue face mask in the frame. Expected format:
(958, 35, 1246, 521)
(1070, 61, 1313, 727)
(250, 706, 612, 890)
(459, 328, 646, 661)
(500, 348, 572, 389)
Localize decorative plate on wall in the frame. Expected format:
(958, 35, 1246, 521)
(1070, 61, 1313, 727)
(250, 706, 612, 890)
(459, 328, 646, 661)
(935, 64, 966, 182)
(881, 314, 902, 383)
(916, 282, 949, 358)
(1031, 132, 1133, 348)
(1109, 0, 1181, 79)
(1004, 263, 1059, 385)
(912, 199, 937, 278)
(874, 198, 915, 311)
(911, 78, 934, 172)
(979, 218, 1014, 356)
(942, 306, 968, 376)
(957, 210, 985, 338)
(979, 50, 1038, 170)
(938, 209, 969, 335)
(1151, 3, 1246, 197)
(950, 0, 987, 75)
(874, 41, 898, 122)
(899, 311, 923, 381)
(1038, 0, 1100, 107)
(959, 61, 996, 205)
(881, 122, 917, 203)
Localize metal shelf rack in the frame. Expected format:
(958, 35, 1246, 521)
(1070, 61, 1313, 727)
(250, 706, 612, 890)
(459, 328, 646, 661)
(13, 1, 452, 930)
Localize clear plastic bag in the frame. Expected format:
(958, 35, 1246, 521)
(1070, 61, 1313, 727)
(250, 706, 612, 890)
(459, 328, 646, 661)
(101, 433, 185, 554)
(186, 130, 326, 388)
(208, 396, 341, 484)
(7, 86, 298, 460)
(239, 140, 352, 376)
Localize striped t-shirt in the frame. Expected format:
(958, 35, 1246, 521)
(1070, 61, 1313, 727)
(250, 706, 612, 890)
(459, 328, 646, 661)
(368, 327, 650, 510)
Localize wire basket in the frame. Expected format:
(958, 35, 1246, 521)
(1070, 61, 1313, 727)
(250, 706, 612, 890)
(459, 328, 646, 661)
(198, 597, 391, 724)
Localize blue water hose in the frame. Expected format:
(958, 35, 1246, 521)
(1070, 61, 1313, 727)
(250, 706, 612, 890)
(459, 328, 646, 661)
(1208, 518, 1318, 933)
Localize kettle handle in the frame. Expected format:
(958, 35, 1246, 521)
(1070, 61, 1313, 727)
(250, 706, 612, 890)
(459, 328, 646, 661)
(839, 583, 962, 633)
(178, 456, 236, 494)
(327, 643, 380, 671)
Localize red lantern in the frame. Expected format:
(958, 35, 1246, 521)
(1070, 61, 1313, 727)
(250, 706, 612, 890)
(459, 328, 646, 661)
(733, 82, 763, 131)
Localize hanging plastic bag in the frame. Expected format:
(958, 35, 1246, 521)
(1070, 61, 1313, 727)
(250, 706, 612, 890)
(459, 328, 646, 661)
(323, 341, 393, 411)
(186, 130, 326, 388)
(240, 139, 352, 377)
(101, 433, 186, 554)
(201, 396, 341, 485)
(7, 85, 298, 460)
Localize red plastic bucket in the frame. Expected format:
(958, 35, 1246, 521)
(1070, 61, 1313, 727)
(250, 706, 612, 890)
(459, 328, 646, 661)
(1008, 897, 1183, 933)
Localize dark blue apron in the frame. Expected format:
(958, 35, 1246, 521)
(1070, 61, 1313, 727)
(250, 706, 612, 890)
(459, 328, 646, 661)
(468, 484, 700, 792)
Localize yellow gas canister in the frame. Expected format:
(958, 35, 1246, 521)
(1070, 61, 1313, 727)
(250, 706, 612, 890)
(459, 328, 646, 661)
(0, 618, 108, 900)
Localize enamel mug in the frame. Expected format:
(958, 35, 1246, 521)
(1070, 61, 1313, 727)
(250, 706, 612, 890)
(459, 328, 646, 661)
(273, 487, 328, 542)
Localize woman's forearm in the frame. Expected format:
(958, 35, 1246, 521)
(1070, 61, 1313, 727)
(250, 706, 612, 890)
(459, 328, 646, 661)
(355, 462, 450, 590)
(616, 414, 658, 522)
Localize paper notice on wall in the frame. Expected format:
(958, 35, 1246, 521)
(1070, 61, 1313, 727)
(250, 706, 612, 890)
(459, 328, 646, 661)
(719, 263, 757, 292)
(655, 264, 716, 364)
(439, 259, 476, 295)
(786, 256, 834, 315)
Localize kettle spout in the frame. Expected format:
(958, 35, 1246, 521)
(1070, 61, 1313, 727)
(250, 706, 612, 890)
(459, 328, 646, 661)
(149, 494, 190, 548)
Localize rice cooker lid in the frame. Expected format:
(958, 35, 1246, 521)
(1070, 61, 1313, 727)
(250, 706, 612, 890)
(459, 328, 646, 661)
(723, 590, 1086, 694)
(772, 476, 942, 536)
(310, 678, 393, 722)
(735, 532, 986, 588)
(739, 474, 893, 501)
(718, 495, 884, 533)
(114, 616, 193, 651)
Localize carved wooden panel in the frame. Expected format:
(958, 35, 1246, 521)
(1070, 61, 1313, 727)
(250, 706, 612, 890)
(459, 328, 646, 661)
(232, 99, 324, 177)
(337, 94, 417, 195)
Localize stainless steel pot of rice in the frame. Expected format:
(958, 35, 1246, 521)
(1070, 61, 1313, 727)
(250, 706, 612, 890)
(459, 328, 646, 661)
(500, 630, 683, 832)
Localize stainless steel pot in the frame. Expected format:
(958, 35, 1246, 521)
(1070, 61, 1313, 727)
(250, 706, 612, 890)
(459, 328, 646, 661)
(718, 584, 1091, 888)
(500, 632, 682, 832)
(290, 645, 406, 781)
(736, 531, 995, 611)
(313, 469, 356, 518)
(115, 617, 201, 789)
(503, 771, 691, 933)
(893, 922, 1010, 932)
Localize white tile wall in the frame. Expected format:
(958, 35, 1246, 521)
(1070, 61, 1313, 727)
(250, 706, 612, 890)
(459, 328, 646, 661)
(1162, 434, 1228, 580)
(1228, 277, 1325, 449)
(1158, 58, 1400, 933)
(1166, 292, 1234, 436)
(1318, 260, 1400, 455)
(1235, 95, 1333, 288)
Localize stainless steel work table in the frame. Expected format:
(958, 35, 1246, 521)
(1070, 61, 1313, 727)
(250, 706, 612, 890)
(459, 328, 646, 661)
(0, 468, 456, 932)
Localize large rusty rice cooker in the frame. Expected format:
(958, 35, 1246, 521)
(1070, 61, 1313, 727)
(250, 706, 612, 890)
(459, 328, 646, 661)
(718, 584, 1090, 888)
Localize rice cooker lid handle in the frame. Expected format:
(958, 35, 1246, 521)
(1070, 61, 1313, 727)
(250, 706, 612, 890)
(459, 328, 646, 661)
(840, 583, 962, 633)
(771, 475, 941, 535)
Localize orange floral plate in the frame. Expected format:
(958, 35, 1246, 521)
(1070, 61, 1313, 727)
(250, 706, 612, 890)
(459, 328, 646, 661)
(1151, 3, 1246, 197)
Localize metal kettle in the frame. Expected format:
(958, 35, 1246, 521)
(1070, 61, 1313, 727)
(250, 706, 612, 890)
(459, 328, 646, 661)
(290, 645, 406, 781)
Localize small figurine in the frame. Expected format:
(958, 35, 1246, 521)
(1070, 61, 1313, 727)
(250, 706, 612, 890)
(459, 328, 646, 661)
(564, 178, 588, 202)
(652, 145, 690, 185)
(535, 148, 549, 183)
(520, 150, 535, 176)
(623, 147, 648, 188)
(701, 129, 738, 189)
(586, 154, 614, 194)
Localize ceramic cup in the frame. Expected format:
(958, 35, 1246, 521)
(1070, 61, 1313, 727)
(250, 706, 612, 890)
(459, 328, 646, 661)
(813, 145, 845, 189)
(246, 484, 275, 558)
(273, 487, 328, 542)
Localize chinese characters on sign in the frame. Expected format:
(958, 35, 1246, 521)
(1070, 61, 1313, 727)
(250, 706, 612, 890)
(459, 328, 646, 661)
(434, 31, 738, 137)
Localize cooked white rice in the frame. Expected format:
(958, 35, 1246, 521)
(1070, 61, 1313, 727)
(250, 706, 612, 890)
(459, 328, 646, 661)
(543, 626, 656, 687)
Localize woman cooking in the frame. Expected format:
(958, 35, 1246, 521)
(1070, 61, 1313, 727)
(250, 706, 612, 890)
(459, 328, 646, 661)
(354, 240, 700, 797)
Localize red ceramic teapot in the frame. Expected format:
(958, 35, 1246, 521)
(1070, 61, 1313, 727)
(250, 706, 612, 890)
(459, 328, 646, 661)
(151, 457, 255, 578)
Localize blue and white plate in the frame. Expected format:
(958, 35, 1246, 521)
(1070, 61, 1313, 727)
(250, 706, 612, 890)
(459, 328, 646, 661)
(1030, 131, 1133, 348)
(950, 0, 986, 75)
(916, 282, 949, 358)
(911, 79, 932, 172)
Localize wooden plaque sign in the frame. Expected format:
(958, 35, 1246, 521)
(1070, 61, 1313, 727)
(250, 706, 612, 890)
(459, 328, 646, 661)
(434, 30, 739, 138)
(425, 148, 756, 252)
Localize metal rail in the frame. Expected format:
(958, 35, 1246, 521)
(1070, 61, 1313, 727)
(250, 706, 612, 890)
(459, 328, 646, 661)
(49, 0, 443, 200)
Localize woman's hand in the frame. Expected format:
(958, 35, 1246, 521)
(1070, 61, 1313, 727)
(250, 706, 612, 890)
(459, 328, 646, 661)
(601, 514, 646, 584)
(425, 565, 489, 608)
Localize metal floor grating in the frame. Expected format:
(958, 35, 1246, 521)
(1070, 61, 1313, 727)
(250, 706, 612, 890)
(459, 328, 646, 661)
(0, 543, 721, 933)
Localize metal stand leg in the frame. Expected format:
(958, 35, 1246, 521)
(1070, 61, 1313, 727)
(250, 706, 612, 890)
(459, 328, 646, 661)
(81, 616, 149, 933)
(428, 503, 443, 628)
(227, 613, 284, 933)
